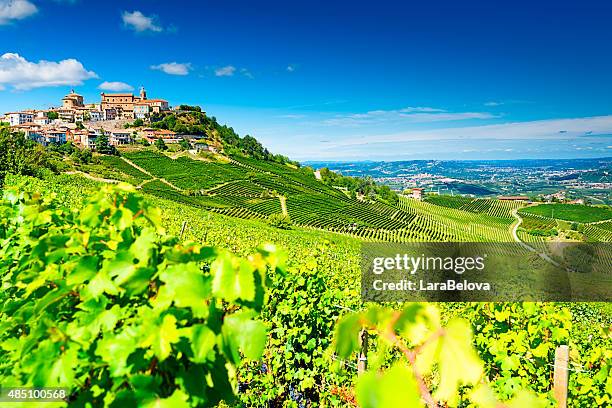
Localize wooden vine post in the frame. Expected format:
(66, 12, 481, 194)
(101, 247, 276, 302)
(180, 221, 188, 239)
(553, 345, 569, 408)
(357, 329, 368, 374)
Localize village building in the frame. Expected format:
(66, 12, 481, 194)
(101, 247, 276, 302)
(88, 110, 104, 122)
(62, 90, 84, 109)
(5, 112, 34, 126)
(101, 87, 169, 120)
(107, 129, 133, 146)
(142, 128, 180, 144)
(33, 116, 51, 126)
(411, 188, 425, 200)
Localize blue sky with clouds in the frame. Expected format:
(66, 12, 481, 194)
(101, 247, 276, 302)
(1, 0, 611, 160)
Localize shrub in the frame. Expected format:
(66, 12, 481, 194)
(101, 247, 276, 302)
(268, 213, 292, 229)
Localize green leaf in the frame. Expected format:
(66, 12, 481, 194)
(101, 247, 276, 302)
(190, 324, 216, 363)
(434, 318, 483, 404)
(334, 313, 363, 359)
(222, 312, 267, 363)
(356, 363, 422, 408)
(144, 314, 181, 361)
(211, 253, 257, 302)
(158, 263, 210, 317)
(66, 255, 99, 286)
(141, 389, 190, 408)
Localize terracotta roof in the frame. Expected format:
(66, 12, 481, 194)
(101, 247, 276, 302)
(102, 93, 134, 97)
(153, 129, 176, 135)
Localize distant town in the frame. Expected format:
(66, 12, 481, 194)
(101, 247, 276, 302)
(1, 88, 215, 152)
(307, 159, 612, 204)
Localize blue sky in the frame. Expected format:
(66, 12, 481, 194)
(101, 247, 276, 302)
(1, 0, 612, 160)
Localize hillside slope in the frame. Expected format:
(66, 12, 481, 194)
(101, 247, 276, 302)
(86, 147, 529, 242)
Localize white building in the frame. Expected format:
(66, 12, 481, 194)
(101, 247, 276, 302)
(80, 129, 101, 149)
(107, 129, 132, 146)
(33, 116, 51, 126)
(134, 103, 150, 120)
(89, 110, 104, 122)
(5, 112, 34, 126)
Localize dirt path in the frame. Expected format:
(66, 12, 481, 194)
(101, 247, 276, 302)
(510, 208, 563, 268)
(279, 196, 288, 216)
(120, 156, 182, 191)
(120, 157, 153, 177)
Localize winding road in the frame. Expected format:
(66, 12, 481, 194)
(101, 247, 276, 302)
(510, 208, 562, 268)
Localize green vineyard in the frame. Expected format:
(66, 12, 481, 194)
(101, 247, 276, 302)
(89, 149, 536, 243)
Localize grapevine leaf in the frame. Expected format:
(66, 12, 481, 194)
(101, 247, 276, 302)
(434, 318, 484, 404)
(141, 389, 190, 408)
(355, 363, 422, 408)
(221, 313, 267, 363)
(190, 324, 216, 363)
(335, 313, 363, 359)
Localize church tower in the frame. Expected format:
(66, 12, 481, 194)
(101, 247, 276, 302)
(140, 86, 147, 100)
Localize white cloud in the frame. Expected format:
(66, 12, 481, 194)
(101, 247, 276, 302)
(484, 101, 503, 107)
(215, 65, 236, 77)
(399, 106, 446, 113)
(150, 62, 192, 76)
(240, 68, 253, 79)
(287, 64, 296, 72)
(328, 115, 612, 148)
(323, 106, 497, 126)
(98, 81, 134, 91)
(0, 0, 37, 25)
(0, 52, 97, 90)
(122, 10, 162, 33)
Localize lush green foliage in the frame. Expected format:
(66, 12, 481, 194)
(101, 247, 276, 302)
(0, 128, 59, 186)
(95, 134, 119, 156)
(0, 182, 284, 407)
(335, 303, 552, 407)
(520, 203, 612, 223)
(268, 213, 292, 229)
(149, 110, 295, 164)
(3, 174, 611, 407)
(318, 167, 399, 206)
(155, 138, 168, 151)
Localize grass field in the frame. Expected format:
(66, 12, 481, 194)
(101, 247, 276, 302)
(520, 203, 612, 223)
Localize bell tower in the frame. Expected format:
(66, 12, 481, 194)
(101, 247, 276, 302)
(140, 86, 147, 100)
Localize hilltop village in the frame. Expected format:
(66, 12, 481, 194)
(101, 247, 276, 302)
(1, 88, 215, 152)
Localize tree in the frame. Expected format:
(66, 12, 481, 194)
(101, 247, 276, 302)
(71, 148, 93, 164)
(0, 128, 57, 185)
(179, 138, 191, 150)
(95, 134, 118, 155)
(76, 121, 85, 130)
(268, 213, 292, 229)
(155, 137, 168, 151)
(179, 104, 202, 112)
(47, 111, 59, 120)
